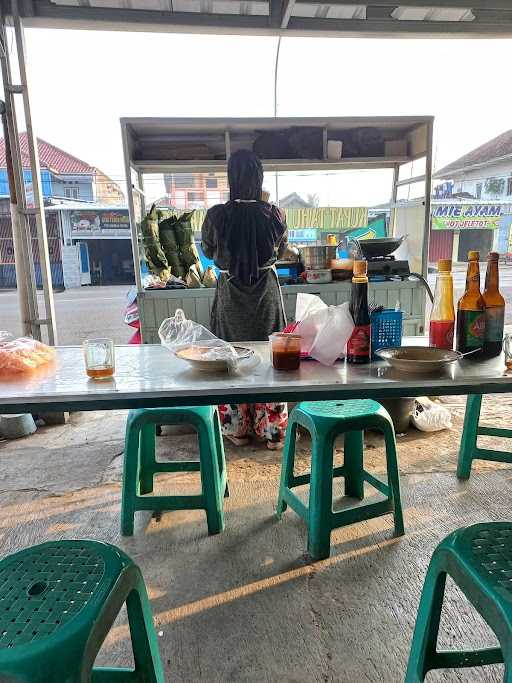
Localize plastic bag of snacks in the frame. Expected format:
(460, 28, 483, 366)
(0, 333, 55, 375)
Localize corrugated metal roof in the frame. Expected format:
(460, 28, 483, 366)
(16, 1, 512, 37)
(0, 134, 94, 175)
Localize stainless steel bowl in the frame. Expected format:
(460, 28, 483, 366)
(300, 245, 337, 270)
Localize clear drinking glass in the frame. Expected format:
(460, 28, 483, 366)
(83, 338, 115, 380)
(504, 334, 512, 371)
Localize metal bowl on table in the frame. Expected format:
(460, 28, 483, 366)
(375, 346, 462, 374)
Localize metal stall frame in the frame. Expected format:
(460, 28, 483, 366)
(120, 115, 434, 294)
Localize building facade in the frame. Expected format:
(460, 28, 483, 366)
(163, 172, 229, 209)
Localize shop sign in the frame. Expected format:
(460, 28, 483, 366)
(432, 204, 501, 230)
(70, 209, 130, 234)
(288, 228, 318, 242)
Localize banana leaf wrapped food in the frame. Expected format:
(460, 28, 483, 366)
(141, 204, 169, 281)
(174, 211, 202, 274)
(159, 215, 185, 280)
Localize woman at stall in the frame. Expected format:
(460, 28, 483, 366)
(201, 149, 288, 450)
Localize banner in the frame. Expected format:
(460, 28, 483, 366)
(432, 204, 501, 230)
(71, 209, 130, 234)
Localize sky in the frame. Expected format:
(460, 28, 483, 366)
(5, 28, 512, 207)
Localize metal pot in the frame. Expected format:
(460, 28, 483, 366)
(300, 245, 337, 270)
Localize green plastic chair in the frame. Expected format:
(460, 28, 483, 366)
(458, 394, 512, 479)
(0, 539, 164, 683)
(406, 522, 512, 682)
(121, 406, 228, 536)
(276, 400, 404, 561)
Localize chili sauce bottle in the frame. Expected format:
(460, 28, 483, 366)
(483, 251, 505, 358)
(456, 251, 485, 357)
(346, 260, 371, 364)
(429, 258, 455, 350)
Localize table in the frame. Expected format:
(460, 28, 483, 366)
(0, 340, 510, 414)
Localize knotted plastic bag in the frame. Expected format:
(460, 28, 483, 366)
(159, 309, 239, 365)
(292, 293, 354, 366)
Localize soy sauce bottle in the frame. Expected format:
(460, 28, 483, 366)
(456, 251, 485, 357)
(346, 260, 371, 364)
(483, 251, 505, 358)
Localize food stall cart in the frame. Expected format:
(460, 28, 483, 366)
(121, 115, 434, 343)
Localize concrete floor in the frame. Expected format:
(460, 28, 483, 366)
(1, 396, 512, 681)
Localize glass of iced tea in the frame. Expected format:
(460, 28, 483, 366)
(504, 334, 512, 372)
(83, 338, 115, 380)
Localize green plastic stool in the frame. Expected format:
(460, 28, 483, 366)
(458, 394, 512, 479)
(276, 400, 404, 561)
(406, 522, 512, 682)
(0, 539, 164, 683)
(121, 406, 228, 536)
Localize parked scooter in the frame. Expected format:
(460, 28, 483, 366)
(124, 286, 141, 344)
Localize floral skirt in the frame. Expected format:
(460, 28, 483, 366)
(219, 403, 288, 443)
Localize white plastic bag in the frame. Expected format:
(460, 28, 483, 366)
(411, 397, 452, 432)
(296, 298, 354, 366)
(159, 309, 238, 364)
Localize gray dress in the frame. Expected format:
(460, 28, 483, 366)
(201, 201, 287, 343)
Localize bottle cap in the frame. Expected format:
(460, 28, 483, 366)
(353, 260, 368, 276)
(488, 251, 499, 261)
(438, 259, 452, 272)
(468, 250, 480, 261)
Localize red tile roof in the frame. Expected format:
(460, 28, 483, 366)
(435, 129, 512, 178)
(0, 133, 94, 175)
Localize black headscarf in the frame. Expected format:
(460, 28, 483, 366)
(222, 150, 283, 285)
(228, 149, 263, 201)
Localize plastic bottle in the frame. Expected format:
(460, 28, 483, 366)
(483, 251, 505, 358)
(346, 260, 371, 364)
(456, 251, 485, 357)
(429, 258, 455, 350)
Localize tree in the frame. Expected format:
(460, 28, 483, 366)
(307, 193, 320, 207)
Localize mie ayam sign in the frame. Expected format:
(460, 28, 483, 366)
(432, 204, 502, 230)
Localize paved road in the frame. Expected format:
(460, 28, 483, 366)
(1, 285, 132, 345)
(2, 266, 512, 344)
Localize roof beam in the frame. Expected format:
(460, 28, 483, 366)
(298, 0, 512, 7)
(288, 15, 512, 34)
(281, 0, 296, 28)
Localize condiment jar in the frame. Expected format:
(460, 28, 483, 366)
(269, 333, 302, 371)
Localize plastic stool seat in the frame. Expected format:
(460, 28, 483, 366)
(276, 400, 404, 561)
(457, 394, 512, 479)
(121, 406, 228, 536)
(0, 540, 164, 682)
(406, 522, 512, 681)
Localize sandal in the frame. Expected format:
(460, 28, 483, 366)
(225, 435, 250, 447)
(266, 440, 284, 451)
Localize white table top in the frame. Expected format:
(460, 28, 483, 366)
(0, 340, 510, 414)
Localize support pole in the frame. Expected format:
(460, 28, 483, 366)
(12, 0, 57, 344)
(122, 125, 143, 292)
(389, 164, 399, 237)
(422, 120, 434, 279)
(0, 14, 39, 338)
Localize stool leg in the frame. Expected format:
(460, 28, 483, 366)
(139, 423, 156, 496)
(276, 420, 298, 518)
(126, 574, 165, 683)
(308, 435, 334, 561)
(213, 409, 229, 498)
(121, 420, 141, 536)
(383, 424, 404, 536)
(457, 394, 482, 480)
(405, 559, 447, 683)
(343, 430, 365, 500)
(198, 422, 225, 535)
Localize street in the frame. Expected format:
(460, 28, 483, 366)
(0, 285, 132, 345)
(2, 266, 512, 345)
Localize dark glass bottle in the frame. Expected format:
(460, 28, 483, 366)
(346, 260, 371, 364)
(456, 250, 485, 357)
(483, 251, 505, 358)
